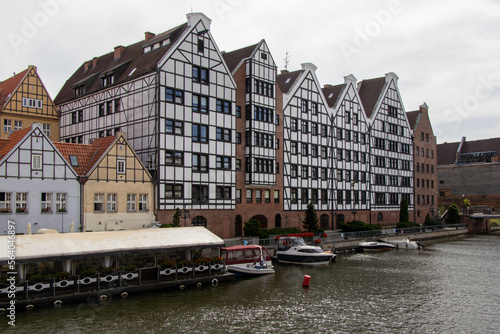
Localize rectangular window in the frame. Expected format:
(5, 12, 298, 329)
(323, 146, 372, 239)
(337, 190, 343, 204)
(193, 124, 208, 143)
(264, 189, 270, 203)
(127, 194, 136, 211)
(0, 192, 12, 212)
(290, 188, 298, 204)
(290, 118, 298, 131)
(216, 99, 231, 114)
(166, 119, 183, 135)
(311, 102, 318, 114)
(94, 193, 104, 212)
(99, 103, 105, 117)
(139, 194, 148, 211)
(41, 193, 52, 213)
(216, 156, 231, 170)
(165, 184, 183, 198)
(291, 165, 298, 178)
(216, 127, 231, 142)
(301, 166, 308, 178)
(192, 154, 208, 172)
(301, 99, 308, 113)
(197, 38, 204, 54)
(216, 186, 231, 200)
(311, 189, 318, 204)
(107, 194, 117, 212)
(166, 88, 184, 104)
(71, 111, 77, 124)
(32, 154, 42, 170)
(247, 189, 253, 203)
(256, 190, 262, 203)
(4, 119, 12, 133)
(301, 143, 308, 156)
(106, 101, 113, 115)
(192, 185, 209, 204)
(345, 111, 351, 124)
(321, 125, 328, 137)
(117, 159, 126, 174)
(193, 66, 209, 84)
(12, 120, 22, 131)
(321, 189, 328, 204)
(192, 94, 208, 113)
(321, 168, 327, 180)
(311, 167, 318, 179)
(16, 192, 28, 213)
(291, 141, 298, 155)
(301, 189, 309, 203)
(236, 189, 241, 203)
(56, 193, 67, 212)
(274, 190, 279, 203)
(165, 150, 183, 166)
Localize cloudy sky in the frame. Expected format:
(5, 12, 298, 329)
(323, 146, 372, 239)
(1, 0, 499, 143)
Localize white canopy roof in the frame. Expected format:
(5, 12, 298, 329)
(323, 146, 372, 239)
(0, 227, 224, 264)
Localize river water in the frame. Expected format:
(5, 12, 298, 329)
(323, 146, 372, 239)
(3, 235, 500, 333)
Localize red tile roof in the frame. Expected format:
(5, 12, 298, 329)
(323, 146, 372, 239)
(54, 23, 187, 105)
(0, 68, 29, 109)
(0, 127, 31, 160)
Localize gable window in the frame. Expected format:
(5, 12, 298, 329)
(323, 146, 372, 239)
(261, 52, 267, 60)
(107, 194, 117, 212)
(41, 193, 52, 213)
(388, 106, 397, 117)
(117, 159, 126, 174)
(165, 150, 183, 166)
(139, 194, 148, 211)
(301, 99, 308, 113)
(22, 97, 42, 109)
(311, 102, 318, 114)
(3, 119, 12, 133)
(193, 66, 209, 84)
(16, 192, 28, 213)
(94, 193, 104, 212)
(32, 154, 42, 170)
(127, 194, 136, 211)
(0, 192, 12, 212)
(197, 38, 204, 54)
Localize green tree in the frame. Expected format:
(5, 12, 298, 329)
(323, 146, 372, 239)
(445, 203, 460, 224)
(172, 208, 180, 227)
(302, 202, 319, 232)
(243, 219, 261, 237)
(399, 198, 409, 223)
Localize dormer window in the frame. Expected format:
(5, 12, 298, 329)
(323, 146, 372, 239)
(69, 155, 78, 166)
(101, 73, 114, 87)
(74, 85, 85, 97)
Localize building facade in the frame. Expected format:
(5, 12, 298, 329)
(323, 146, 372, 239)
(407, 103, 437, 223)
(0, 66, 59, 141)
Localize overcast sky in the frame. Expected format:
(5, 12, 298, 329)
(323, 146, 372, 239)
(1, 0, 499, 144)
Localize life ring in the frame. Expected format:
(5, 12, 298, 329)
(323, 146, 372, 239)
(121, 292, 128, 298)
(54, 300, 63, 307)
(99, 294, 108, 300)
(197, 282, 202, 288)
(179, 285, 185, 290)
(26, 304, 35, 310)
(211, 278, 218, 287)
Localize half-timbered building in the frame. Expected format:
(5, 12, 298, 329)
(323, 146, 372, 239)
(0, 123, 79, 234)
(0, 66, 59, 141)
(222, 40, 280, 235)
(55, 13, 237, 237)
(55, 132, 155, 232)
(277, 63, 333, 229)
(323, 74, 371, 226)
(358, 72, 414, 225)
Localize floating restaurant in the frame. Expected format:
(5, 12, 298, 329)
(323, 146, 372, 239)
(0, 227, 233, 309)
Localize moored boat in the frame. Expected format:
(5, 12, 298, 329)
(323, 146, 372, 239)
(221, 245, 275, 275)
(275, 237, 335, 265)
(384, 238, 424, 250)
(358, 240, 396, 252)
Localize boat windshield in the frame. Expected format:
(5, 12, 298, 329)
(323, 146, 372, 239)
(297, 248, 324, 253)
(277, 237, 307, 250)
(222, 247, 271, 265)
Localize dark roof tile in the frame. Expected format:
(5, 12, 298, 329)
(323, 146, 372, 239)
(358, 77, 386, 118)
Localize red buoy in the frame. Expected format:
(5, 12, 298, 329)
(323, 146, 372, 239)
(302, 275, 311, 287)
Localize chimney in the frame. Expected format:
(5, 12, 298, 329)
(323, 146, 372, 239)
(144, 31, 156, 41)
(420, 102, 429, 113)
(92, 57, 99, 68)
(84, 60, 91, 71)
(114, 45, 125, 60)
(323, 84, 333, 88)
(280, 69, 289, 74)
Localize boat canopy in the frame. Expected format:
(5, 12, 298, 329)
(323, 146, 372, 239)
(221, 245, 271, 265)
(0, 227, 224, 265)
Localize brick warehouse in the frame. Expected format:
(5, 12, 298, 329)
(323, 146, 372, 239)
(52, 12, 434, 238)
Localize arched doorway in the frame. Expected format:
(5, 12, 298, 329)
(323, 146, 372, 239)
(191, 216, 207, 227)
(377, 212, 383, 222)
(235, 215, 242, 237)
(320, 214, 329, 230)
(275, 214, 282, 228)
(251, 214, 268, 229)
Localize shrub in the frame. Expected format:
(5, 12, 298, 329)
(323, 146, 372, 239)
(396, 221, 420, 228)
(446, 203, 460, 225)
(339, 221, 381, 232)
(243, 219, 261, 237)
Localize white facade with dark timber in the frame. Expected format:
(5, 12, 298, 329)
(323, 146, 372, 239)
(0, 124, 80, 234)
(323, 74, 371, 221)
(55, 13, 237, 225)
(279, 63, 332, 213)
(359, 73, 413, 220)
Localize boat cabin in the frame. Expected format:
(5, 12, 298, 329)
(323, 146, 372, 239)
(221, 245, 271, 265)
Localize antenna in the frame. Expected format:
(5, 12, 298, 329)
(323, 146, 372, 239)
(284, 51, 291, 71)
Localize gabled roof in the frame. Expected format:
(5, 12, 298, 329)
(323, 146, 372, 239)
(276, 70, 303, 94)
(54, 135, 117, 176)
(54, 23, 188, 105)
(406, 110, 420, 130)
(0, 68, 30, 109)
(0, 127, 31, 160)
(222, 42, 259, 73)
(322, 84, 345, 108)
(358, 76, 386, 118)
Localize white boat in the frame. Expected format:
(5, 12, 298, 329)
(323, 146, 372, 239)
(221, 245, 275, 275)
(358, 240, 396, 252)
(275, 237, 335, 265)
(384, 238, 424, 250)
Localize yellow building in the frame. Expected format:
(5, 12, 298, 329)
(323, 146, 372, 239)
(55, 132, 155, 231)
(0, 65, 59, 141)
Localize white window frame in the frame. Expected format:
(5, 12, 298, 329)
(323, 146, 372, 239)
(0, 192, 12, 212)
(117, 159, 126, 174)
(3, 119, 12, 133)
(42, 124, 51, 137)
(94, 193, 104, 212)
(41, 192, 52, 212)
(56, 193, 67, 212)
(107, 194, 117, 212)
(127, 194, 136, 212)
(16, 192, 28, 213)
(32, 154, 42, 170)
(138, 194, 148, 211)
(14, 120, 23, 131)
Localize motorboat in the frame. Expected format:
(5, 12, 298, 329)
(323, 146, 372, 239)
(275, 237, 335, 265)
(383, 237, 424, 250)
(358, 240, 396, 252)
(221, 245, 275, 275)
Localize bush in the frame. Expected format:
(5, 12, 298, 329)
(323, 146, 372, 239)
(396, 221, 419, 228)
(446, 203, 460, 225)
(243, 219, 261, 237)
(260, 227, 301, 239)
(339, 221, 381, 232)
